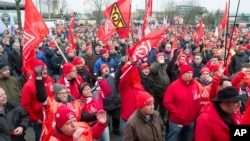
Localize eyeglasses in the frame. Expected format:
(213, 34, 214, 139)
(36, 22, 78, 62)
(57, 91, 69, 95)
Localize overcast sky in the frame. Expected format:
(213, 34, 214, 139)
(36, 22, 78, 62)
(2, 0, 249, 14)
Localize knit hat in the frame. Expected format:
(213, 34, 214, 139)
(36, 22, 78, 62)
(137, 92, 154, 109)
(140, 63, 150, 70)
(101, 48, 109, 55)
(86, 45, 92, 51)
(72, 56, 83, 65)
(55, 105, 76, 128)
(48, 41, 56, 47)
(247, 44, 250, 50)
(156, 52, 164, 60)
(0, 63, 9, 73)
(200, 67, 210, 74)
(108, 45, 115, 51)
(65, 47, 76, 54)
(100, 63, 109, 72)
(62, 63, 75, 75)
(34, 59, 46, 68)
(53, 83, 67, 95)
(180, 64, 194, 76)
(213, 86, 241, 102)
(238, 45, 246, 51)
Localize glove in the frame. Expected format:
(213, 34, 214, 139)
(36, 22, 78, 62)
(35, 66, 43, 77)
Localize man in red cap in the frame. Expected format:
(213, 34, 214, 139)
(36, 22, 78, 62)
(163, 64, 201, 141)
(150, 52, 170, 120)
(49, 105, 107, 141)
(83, 45, 98, 77)
(44, 41, 56, 76)
(93, 48, 117, 78)
(57, 63, 83, 99)
(65, 47, 76, 63)
(108, 45, 121, 64)
(123, 92, 165, 141)
(72, 56, 92, 85)
(139, 62, 154, 95)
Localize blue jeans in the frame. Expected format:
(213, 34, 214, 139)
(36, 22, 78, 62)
(95, 126, 110, 141)
(165, 120, 194, 141)
(31, 122, 42, 141)
(119, 119, 127, 141)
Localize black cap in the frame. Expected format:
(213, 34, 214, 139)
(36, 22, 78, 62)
(213, 86, 242, 102)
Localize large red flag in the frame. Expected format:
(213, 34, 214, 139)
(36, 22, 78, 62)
(122, 27, 168, 74)
(142, 0, 153, 37)
(23, 0, 49, 73)
(97, 19, 116, 45)
(196, 18, 204, 45)
(220, 1, 228, 30)
(103, 0, 131, 39)
(69, 11, 76, 50)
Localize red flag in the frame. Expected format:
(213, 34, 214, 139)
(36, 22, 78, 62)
(103, 0, 131, 39)
(23, 0, 49, 73)
(142, 0, 153, 37)
(69, 11, 76, 50)
(122, 27, 168, 74)
(97, 19, 116, 45)
(196, 18, 204, 45)
(220, 1, 228, 30)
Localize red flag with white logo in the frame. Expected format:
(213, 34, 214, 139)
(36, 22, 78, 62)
(23, 0, 49, 73)
(103, 0, 131, 39)
(97, 19, 116, 45)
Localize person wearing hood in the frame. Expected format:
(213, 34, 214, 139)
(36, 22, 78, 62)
(194, 86, 242, 141)
(35, 65, 103, 141)
(163, 64, 201, 141)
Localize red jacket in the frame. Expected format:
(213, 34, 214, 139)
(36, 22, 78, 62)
(195, 103, 239, 141)
(209, 74, 222, 101)
(119, 66, 145, 121)
(57, 75, 83, 99)
(163, 78, 201, 125)
(21, 76, 54, 122)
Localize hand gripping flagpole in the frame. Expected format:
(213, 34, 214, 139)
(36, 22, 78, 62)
(51, 36, 68, 63)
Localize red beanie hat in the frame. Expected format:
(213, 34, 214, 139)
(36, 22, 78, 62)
(247, 44, 250, 50)
(108, 45, 115, 51)
(180, 64, 194, 76)
(200, 67, 210, 74)
(86, 45, 92, 51)
(62, 63, 75, 75)
(137, 92, 154, 109)
(66, 47, 76, 54)
(238, 45, 246, 51)
(55, 105, 76, 128)
(100, 63, 109, 72)
(140, 62, 150, 70)
(101, 48, 109, 55)
(48, 41, 56, 47)
(34, 59, 46, 68)
(72, 56, 83, 65)
(156, 52, 164, 60)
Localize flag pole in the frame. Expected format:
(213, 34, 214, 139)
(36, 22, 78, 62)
(223, 0, 230, 66)
(225, 0, 240, 67)
(51, 37, 68, 63)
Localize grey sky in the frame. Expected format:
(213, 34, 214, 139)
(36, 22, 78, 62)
(2, 0, 249, 14)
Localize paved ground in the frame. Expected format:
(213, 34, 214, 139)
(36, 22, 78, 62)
(25, 126, 119, 141)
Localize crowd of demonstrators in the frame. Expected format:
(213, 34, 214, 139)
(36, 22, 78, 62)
(1, 21, 250, 141)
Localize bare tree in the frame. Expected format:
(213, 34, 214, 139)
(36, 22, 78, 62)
(91, 0, 113, 25)
(163, 0, 179, 23)
(15, 0, 22, 30)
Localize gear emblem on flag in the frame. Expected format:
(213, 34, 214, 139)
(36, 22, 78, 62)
(110, 3, 126, 29)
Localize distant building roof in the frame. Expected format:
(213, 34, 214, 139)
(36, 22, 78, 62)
(0, 1, 24, 10)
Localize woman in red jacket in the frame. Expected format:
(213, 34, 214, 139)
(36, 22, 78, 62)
(78, 78, 111, 141)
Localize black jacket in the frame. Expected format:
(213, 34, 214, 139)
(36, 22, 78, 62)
(0, 101, 29, 141)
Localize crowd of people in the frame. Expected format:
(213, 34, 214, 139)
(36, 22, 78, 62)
(0, 21, 250, 141)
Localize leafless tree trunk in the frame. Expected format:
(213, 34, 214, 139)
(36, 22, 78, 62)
(15, 0, 22, 30)
(91, 0, 112, 25)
